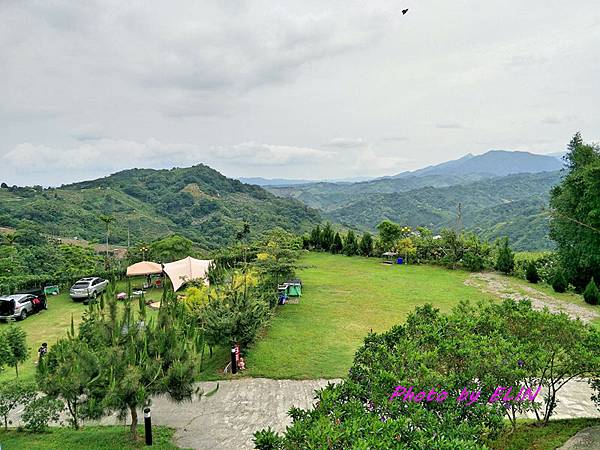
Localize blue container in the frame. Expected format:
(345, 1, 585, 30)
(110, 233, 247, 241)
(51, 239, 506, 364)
(397, 257, 404, 265)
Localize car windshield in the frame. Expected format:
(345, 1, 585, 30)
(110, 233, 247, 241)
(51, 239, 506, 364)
(72, 282, 90, 289)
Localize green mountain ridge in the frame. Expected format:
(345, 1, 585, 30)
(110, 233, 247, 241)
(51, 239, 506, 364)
(324, 171, 561, 250)
(0, 164, 321, 250)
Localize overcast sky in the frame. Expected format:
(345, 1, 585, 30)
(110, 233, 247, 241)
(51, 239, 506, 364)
(1, 0, 599, 186)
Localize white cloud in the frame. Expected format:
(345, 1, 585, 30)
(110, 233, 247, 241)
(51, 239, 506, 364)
(211, 142, 336, 166)
(325, 138, 366, 148)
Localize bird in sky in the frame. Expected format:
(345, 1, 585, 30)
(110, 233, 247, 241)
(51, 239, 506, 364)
(402, 9, 409, 15)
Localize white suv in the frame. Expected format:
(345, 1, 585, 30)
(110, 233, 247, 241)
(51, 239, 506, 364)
(69, 277, 109, 301)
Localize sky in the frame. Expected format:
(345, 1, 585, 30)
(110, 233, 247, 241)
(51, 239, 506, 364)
(1, 0, 599, 186)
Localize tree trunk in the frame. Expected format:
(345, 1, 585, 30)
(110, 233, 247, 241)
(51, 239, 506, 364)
(4, 415, 7, 430)
(129, 404, 138, 440)
(15, 363, 18, 378)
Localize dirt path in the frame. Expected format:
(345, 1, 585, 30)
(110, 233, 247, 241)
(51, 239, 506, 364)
(465, 272, 600, 323)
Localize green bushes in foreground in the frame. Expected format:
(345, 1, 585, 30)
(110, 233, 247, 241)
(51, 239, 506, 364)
(255, 299, 600, 449)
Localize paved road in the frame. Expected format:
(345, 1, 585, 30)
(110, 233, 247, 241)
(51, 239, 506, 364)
(8, 377, 600, 449)
(117, 378, 600, 449)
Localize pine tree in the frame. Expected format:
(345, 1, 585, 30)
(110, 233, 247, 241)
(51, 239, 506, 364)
(343, 230, 359, 256)
(310, 225, 322, 250)
(359, 232, 374, 257)
(552, 271, 568, 293)
(0, 326, 29, 378)
(495, 238, 514, 275)
(321, 223, 335, 252)
(583, 278, 600, 305)
(331, 232, 343, 254)
(526, 260, 540, 284)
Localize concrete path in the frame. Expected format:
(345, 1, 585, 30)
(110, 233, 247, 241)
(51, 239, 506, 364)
(105, 378, 340, 450)
(108, 377, 600, 449)
(7, 377, 600, 449)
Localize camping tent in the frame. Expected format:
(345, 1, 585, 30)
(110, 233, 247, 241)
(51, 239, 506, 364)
(163, 257, 212, 292)
(126, 261, 163, 277)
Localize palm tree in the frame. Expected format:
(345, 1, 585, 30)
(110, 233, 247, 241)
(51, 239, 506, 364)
(99, 214, 116, 263)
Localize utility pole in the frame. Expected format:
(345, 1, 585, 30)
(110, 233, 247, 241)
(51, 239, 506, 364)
(456, 202, 463, 235)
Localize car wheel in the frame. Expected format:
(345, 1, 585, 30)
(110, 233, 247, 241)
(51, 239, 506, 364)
(20, 310, 27, 320)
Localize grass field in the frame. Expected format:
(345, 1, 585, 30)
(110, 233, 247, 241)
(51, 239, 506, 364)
(0, 278, 164, 383)
(488, 418, 600, 450)
(0, 426, 185, 450)
(241, 252, 497, 379)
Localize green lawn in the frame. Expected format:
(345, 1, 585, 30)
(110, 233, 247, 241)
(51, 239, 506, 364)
(242, 252, 496, 379)
(0, 426, 186, 450)
(489, 419, 600, 450)
(0, 278, 164, 383)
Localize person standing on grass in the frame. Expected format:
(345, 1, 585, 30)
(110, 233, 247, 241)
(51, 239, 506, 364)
(37, 342, 48, 364)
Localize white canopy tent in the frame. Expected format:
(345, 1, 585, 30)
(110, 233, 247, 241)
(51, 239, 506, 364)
(126, 261, 163, 277)
(163, 256, 212, 292)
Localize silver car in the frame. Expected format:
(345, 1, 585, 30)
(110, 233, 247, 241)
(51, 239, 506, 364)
(69, 277, 109, 301)
(0, 294, 47, 321)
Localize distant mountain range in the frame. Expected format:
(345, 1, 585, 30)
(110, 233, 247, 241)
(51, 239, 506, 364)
(238, 176, 374, 186)
(0, 150, 565, 251)
(266, 150, 565, 250)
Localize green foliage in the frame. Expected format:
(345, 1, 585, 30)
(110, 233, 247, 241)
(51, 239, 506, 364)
(149, 234, 194, 263)
(320, 222, 334, 252)
(343, 230, 358, 256)
(526, 260, 540, 284)
(331, 231, 343, 254)
(358, 231, 374, 256)
(495, 237, 515, 274)
(259, 299, 600, 447)
(552, 271, 568, 293)
(309, 224, 321, 249)
(253, 427, 283, 450)
(583, 278, 600, 306)
(550, 133, 600, 291)
(21, 396, 64, 432)
(0, 164, 321, 251)
(0, 380, 36, 430)
(376, 220, 404, 251)
(202, 271, 271, 349)
(0, 325, 29, 377)
(37, 339, 104, 429)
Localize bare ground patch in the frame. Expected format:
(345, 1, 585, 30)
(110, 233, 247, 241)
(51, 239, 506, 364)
(465, 272, 599, 324)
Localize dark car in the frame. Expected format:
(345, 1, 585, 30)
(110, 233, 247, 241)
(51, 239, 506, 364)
(0, 291, 48, 321)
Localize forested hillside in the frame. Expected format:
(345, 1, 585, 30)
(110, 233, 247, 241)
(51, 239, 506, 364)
(324, 172, 561, 250)
(0, 164, 321, 250)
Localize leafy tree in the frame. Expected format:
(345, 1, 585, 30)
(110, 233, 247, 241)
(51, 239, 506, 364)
(395, 237, 416, 263)
(0, 325, 29, 378)
(21, 396, 64, 432)
(320, 223, 334, 253)
(37, 338, 104, 429)
(149, 234, 194, 262)
(526, 260, 540, 284)
(584, 278, 600, 306)
(550, 133, 600, 290)
(0, 380, 36, 430)
(495, 237, 515, 275)
(358, 232, 373, 257)
(343, 230, 358, 256)
(376, 220, 403, 251)
(331, 232, 343, 254)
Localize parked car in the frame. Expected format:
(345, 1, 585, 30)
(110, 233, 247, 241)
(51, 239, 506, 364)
(69, 277, 109, 301)
(0, 291, 48, 321)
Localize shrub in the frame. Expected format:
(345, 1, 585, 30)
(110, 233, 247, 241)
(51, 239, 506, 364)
(552, 272, 568, 293)
(22, 396, 64, 432)
(584, 278, 600, 306)
(0, 381, 36, 430)
(253, 427, 283, 450)
(526, 261, 540, 284)
(495, 237, 515, 274)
